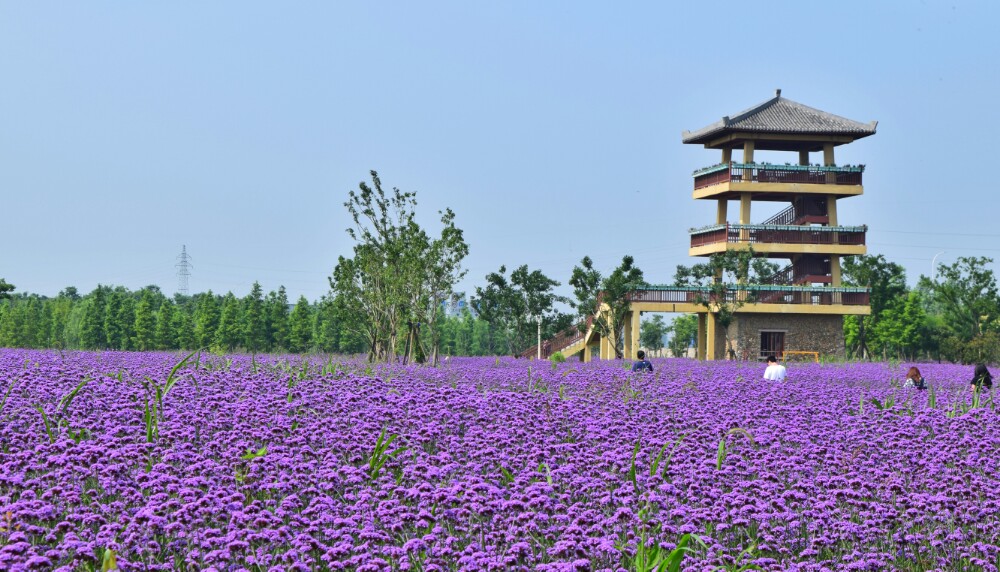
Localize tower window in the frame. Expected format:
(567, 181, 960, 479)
(760, 331, 785, 360)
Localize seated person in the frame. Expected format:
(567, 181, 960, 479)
(631, 350, 653, 373)
(763, 355, 787, 381)
(903, 366, 926, 390)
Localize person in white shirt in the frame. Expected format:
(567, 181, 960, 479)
(763, 355, 787, 381)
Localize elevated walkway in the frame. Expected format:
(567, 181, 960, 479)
(521, 285, 869, 361)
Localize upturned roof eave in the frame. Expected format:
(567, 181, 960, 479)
(681, 93, 877, 145)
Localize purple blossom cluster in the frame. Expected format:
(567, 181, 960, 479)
(0, 350, 998, 571)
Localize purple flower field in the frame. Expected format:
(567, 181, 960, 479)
(0, 350, 998, 571)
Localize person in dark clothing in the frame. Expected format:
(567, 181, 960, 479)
(631, 350, 653, 373)
(971, 364, 993, 392)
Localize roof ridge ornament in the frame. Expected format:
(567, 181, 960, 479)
(775, 88, 782, 97)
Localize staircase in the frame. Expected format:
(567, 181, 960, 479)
(761, 197, 829, 226)
(520, 328, 587, 360)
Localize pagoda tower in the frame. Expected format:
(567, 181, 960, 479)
(681, 90, 876, 360)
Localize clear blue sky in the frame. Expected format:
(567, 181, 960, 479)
(2, 1, 997, 302)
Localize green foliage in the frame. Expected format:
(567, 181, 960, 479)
(640, 314, 670, 354)
(288, 295, 313, 353)
(842, 254, 908, 359)
(571, 255, 645, 359)
(549, 351, 566, 367)
(667, 314, 698, 358)
(0, 278, 14, 300)
(674, 249, 775, 359)
(473, 264, 569, 356)
(133, 291, 156, 351)
(932, 257, 999, 340)
(242, 281, 266, 352)
(366, 427, 408, 481)
(331, 170, 468, 364)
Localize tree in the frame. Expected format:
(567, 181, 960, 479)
(133, 290, 156, 351)
(842, 254, 907, 359)
(639, 314, 669, 354)
(81, 286, 108, 349)
(667, 314, 699, 358)
(175, 310, 196, 350)
(673, 248, 777, 359)
(243, 282, 266, 352)
(331, 170, 467, 363)
(288, 296, 313, 353)
(929, 256, 999, 341)
(871, 290, 927, 360)
(266, 286, 290, 351)
(571, 256, 645, 359)
(473, 264, 568, 357)
(194, 291, 221, 349)
(408, 209, 469, 366)
(155, 300, 177, 350)
(215, 293, 242, 351)
(0, 279, 14, 300)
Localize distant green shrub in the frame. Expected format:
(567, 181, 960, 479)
(549, 352, 566, 367)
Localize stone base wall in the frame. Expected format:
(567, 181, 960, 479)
(722, 314, 845, 361)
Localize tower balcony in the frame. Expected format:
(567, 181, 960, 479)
(692, 162, 864, 200)
(627, 285, 870, 315)
(689, 223, 866, 257)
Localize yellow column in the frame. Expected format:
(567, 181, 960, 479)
(799, 150, 809, 166)
(739, 193, 752, 242)
(823, 144, 836, 184)
(717, 200, 728, 224)
(742, 141, 755, 181)
(722, 148, 732, 163)
(697, 314, 707, 361)
(631, 311, 641, 360)
(623, 312, 633, 359)
(831, 254, 842, 304)
(823, 144, 835, 166)
(599, 335, 610, 360)
(583, 343, 592, 363)
(827, 196, 838, 225)
(706, 313, 718, 361)
(739, 194, 751, 223)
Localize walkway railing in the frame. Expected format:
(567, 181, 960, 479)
(628, 285, 870, 306)
(689, 223, 866, 248)
(693, 162, 864, 190)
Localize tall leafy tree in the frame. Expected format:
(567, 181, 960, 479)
(331, 170, 467, 363)
(667, 314, 699, 358)
(929, 256, 999, 340)
(842, 254, 907, 359)
(571, 255, 645, 359)
(473, 265, 568, 356)
(639, 314, 669, 354)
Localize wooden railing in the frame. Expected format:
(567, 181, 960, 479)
(693, 163, 864, 190)
(689, 223, 866, 248)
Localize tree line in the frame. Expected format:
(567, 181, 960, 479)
(0, 281, 511, 356)
(4, 171, 998, 364)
